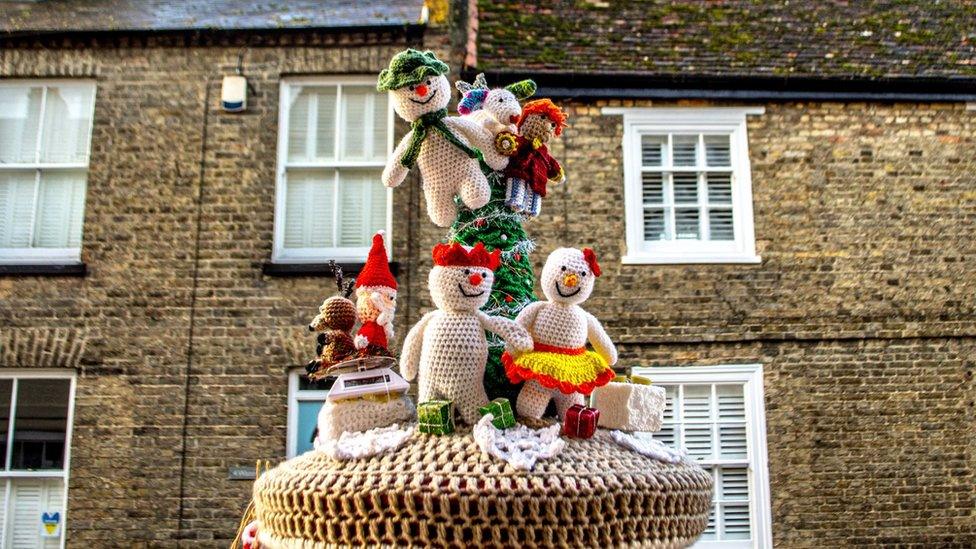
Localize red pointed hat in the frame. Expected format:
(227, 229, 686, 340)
(432, 242, 501, 271)
(355, 231, 397, 290)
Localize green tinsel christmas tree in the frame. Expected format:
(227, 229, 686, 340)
(449, 172, 536, 403)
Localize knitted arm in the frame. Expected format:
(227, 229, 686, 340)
(585, 311, 618, 366)
(477, 311, 533, 354)
(446, 116, 488, 144)
(400, 311, 436, 381)
(547, 156, 565, 184)
(382, 129, 414, 188)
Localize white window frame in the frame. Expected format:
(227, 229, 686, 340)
(273, 76, 394, 263)
(286, 369, 330, 458)
(632, 364, 772, 549)
(0, 369, 76, 549)
(604, 107, 763, 265)
(0, 80, 96, 265)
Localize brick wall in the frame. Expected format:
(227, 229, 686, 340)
(1, 34, 974, 548)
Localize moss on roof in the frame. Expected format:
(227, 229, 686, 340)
(476, 0, 976, 79)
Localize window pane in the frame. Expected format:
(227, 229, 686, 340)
(672, 135, 697, 167)
(33, 170, 86, 248)
(0, 171, 36, 248)
(655, 424, 676, 448)
(12, 379, 70, 470)
(641, 172, 663, 205)
(640, 135, 665, 167)
(709, 209, 735, 241)
(721, 502, 751, 540)
(336, 170, 386, 247)
(719, 423, 748, 459)
(40, 86, 94, 164)
(672, 172, 698, 204)
(342, 86, 374, 160)
(296, 400, 323, 456)
(298, 376, 333, 392)
(0, 380, 11, 468)
(674, 208, 700, 240)
(683, 385, 711, 421)
(643, 207, 668, 241)
(700, 503, 716, 540)
(720, 467, 749, 501)
(706, 172, 732, 204)
(283, 170, 335, 249)
(8, 477, 64, 548)
(717, 384, 746, 421)
(287, 86, 336, 163)
(0, 86, 42, 164)
(684, 424, 713, 459)
(704, 135, 731, 167)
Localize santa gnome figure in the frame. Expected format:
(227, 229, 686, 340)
(353, 231, 397, 355)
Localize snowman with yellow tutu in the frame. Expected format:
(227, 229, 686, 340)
(503, 247, 618, 419)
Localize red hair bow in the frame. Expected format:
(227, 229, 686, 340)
(582, 248, 601, 277)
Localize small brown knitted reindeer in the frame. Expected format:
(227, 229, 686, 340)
(306, 261, 357, 380)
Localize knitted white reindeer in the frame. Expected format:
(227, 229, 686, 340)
(455, 74, 537, 171)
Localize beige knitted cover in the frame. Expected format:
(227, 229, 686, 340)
(253, 428, 713, 548)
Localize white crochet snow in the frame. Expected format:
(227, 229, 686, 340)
(607, 430, 687, 464)
(316, 423, 415, 461)
(472, 414, 565, 471)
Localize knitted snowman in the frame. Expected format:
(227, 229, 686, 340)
(503, 247, 617, 419)
(378, 50, 492, 227)
(353, 232, 397, 357)
(400, 242, 533, 424)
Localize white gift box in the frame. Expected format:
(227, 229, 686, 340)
(590, 376, 666, 432)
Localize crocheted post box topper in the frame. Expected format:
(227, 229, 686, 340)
(400, 242, 533, 424)
(353, 232, 397, 356)
(504, 247, 617, 420)
(378, 49, 493, 227)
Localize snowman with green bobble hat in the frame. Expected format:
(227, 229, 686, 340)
(378, 49, 492, 228)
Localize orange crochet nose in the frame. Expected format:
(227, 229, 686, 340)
(563, 273, 579, 288)
(415, 84, 428, 97)
(468, 273, 483, 286)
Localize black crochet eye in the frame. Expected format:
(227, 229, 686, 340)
(408, 85, 415, 91)
(464, 269, 471, 275)
(425, 79, 431, 85)
(580, 271, 586, 277)
(561, 266, 566, 271)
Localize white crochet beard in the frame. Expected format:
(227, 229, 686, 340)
(428, 265, 494, 312)
(390, 74, 452, 122)
(539, 248, 596, 305)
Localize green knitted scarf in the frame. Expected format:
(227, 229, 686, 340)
(400, 108, 485, 169)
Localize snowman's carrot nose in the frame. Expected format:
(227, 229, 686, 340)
(416, 84, 428, 97)
(469, 273, 483, 286)
(563, 273, 579, 288)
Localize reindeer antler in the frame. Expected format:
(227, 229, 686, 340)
(329, 260, 344, 293)
(455, 72, 489, 95)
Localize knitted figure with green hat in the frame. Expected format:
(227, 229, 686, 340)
(378, 49, 493, 227)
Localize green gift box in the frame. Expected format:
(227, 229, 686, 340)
(417, 400, 454, 435)
(478, 398, 516, 430)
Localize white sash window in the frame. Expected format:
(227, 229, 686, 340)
(634, 364, 772, 548)
(274, 77, 393, 263)
(0, 82, 95, 264)
(605, 107, 762, 264)
(0, 371, 76, 549)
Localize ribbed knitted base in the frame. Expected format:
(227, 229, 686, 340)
(253, 427, 713, 548)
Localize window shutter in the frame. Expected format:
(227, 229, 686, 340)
(8, 478, 63, 548)
(641, 135, 665, 167)
(314, 89, 337, 162)
(40, 86, 93, 164)
(284, 171, 334, 249)
(672, 135, 698, 166)
(371, 93, 388, 161)
(340, 87, 369, 161)
(287, 88, 311, 162)
(704, 135, 731, 167)
(337, 171, 386, 248)
(682, 385, 713, 459)
(0, 172, 36, 248)
(33, 171, 86, 248)
(0, 86, 42, 164)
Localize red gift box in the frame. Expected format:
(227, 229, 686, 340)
(563, 404, 600, 439)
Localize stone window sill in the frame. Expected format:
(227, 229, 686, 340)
(0, 263, 87, 277)
(262, 262, 400, 278)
